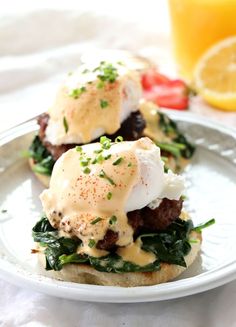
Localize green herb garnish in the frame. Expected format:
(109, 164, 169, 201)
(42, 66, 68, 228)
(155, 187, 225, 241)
(76, 146, 82, 152)
(83, 167, 91, 174)
(100, 136, 112, 150)
(88, 239, 96, 248)
(100, 99, 109, 108)
(1, 209, 7, 213)
(99, 169, 116, 185)
(95, 62, 119, 84)
(94, 149, 103, 154)
(107, 192, 112, 200)
(113, 157, 123, 166)
(91, 217, 103, 225)
(96, 154, 105, 164)
(128, 162, 132, 167)
(69, 86, 86, 99)
(80, 158, 90, 167)
(115, 136, 123, 143)
(63, 117, 69, 133)
(82, 69, 89, 74)
(192, 219, 215, 233)
(109, 215, 117, 225)
(104, 154, 111, 160)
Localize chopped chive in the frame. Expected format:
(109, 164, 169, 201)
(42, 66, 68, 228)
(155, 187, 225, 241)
(88, 239, 96, 248)
(1, 209, 7, 213)
(100, 136, 112, 149)
(82, 68, 89, 74)
(94, 149, 103, 154)
(69, 86, 86, 99)
(96, 154, 105, 164)
(115, 136, 123, 143)
(91, 158, 97, 164)
(99, 170, 105, 178)
(83, 167, 91, 174)
(99, 169, 116, 185)
(104, 154, 111, 160)
(113, 157, 123, 166)
(76, 146, 82, 152)
(100, 99, 109, 108)
(63, 116, 69, 133)
(80, 159, 90, 167)
(93, 67, 100, 73)
(95, 62, 119, 83)
(91, 217, 102, 225)
(128, 162, 132, 167)
(192, 218, 215, 233)
(109, 215, 117, 225)
(107, 192, 112, 200)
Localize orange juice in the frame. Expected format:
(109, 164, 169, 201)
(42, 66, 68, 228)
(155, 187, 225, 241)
(168, 0, 236, 81)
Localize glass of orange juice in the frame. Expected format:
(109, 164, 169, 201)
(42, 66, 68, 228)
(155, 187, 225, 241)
(168, 0, 236, 81)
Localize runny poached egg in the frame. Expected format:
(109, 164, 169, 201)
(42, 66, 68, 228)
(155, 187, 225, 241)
(40, 137, 185, 259)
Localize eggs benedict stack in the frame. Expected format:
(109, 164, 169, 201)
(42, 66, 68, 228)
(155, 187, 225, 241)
(32, 137, 201, 286)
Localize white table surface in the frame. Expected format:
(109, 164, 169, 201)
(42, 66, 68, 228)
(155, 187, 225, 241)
(0, 3, 236, 326)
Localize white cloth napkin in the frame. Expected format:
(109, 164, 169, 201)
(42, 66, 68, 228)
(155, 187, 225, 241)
(1, 279, 236, 327)
(0, 3, 236, 326)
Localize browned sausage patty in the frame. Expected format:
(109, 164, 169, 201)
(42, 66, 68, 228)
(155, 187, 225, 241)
(96, 198, 183, 251)
(37, 111, 146, 161)
(140, 198, 183, 231)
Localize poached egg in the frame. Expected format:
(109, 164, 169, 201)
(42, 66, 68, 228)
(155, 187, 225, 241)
(45, 62, 142, 146)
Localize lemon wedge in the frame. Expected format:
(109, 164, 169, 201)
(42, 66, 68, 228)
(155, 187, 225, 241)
(194, 36, 236, 111)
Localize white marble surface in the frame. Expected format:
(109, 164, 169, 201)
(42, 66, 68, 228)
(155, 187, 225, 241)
(0, 3, 236, 326)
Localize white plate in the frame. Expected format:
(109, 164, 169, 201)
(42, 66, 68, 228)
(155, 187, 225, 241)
(0, 111, 236, 303)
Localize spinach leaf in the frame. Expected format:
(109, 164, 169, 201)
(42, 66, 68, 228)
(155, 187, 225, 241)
(32, 216, 56, 233)
(32, 216, 81, 270)
(140, 219, 192, 267)
(158, 112, 195, 159)
(44, 237, 79, 271)
(156, 141, 186, 158)
(32, 216, 194, 273)
(29, 136, 55, 176)
(89, 254, 160, 273)
(59, 253, 88, 266)
(173, 134, 195, 159)
(159, 112, 178, 136)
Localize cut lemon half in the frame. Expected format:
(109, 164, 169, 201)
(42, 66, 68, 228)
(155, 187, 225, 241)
(194, 36, 236, 111)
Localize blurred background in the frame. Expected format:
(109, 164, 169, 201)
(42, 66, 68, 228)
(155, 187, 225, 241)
(1, 0, 236, 131)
